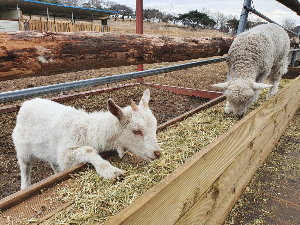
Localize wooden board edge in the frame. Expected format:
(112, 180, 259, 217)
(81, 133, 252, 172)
(0, 163, 86, 211)
(176, 93, 300, 224)
(104, 76, 300, 225)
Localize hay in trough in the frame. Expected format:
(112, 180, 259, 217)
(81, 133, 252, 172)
(45, 80, 291, 224)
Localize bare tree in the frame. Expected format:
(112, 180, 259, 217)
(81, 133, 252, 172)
(144, 8, 160, 21)
(60, 0, 83, 7)
(108, 3, 133, 17)
(282, 18, 296, 30)
(81, 0, 106, 9)
(213, 11, 227, 29)
(282, 18, 297, 37)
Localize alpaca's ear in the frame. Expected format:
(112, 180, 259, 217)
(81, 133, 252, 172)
(252, 82, 273, 90)
(212, 82, 229, 90)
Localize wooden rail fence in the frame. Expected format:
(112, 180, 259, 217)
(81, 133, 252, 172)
(20, 19, 110, 32)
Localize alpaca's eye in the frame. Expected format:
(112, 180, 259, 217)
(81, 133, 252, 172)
(132, 129, 142, 136)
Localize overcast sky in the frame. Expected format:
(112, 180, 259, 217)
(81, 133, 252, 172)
(115, 0, 300, 26)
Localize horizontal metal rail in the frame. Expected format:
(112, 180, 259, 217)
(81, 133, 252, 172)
(245, 6, 299, 36)
(0, 57, 227, 104)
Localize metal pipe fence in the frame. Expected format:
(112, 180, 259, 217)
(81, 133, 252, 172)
(1, 0, 298, 104)
(0, 57, 227, 104)
(244, 6, 299, 36)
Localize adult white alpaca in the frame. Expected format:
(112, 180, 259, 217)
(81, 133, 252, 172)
(212, 23, 290, 118)
(13, 89, 161, 189)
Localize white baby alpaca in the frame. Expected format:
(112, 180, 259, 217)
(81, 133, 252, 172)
(213, 23, 290, 118)
(13, 89, 161, 189)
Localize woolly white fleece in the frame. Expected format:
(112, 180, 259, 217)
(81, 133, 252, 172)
(213, 23, 290, 118)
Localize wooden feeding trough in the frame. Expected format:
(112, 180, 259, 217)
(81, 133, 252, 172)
(103, 76, 300, 225)
(0, 76, 299, 224)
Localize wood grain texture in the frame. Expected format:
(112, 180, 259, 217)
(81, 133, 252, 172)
(0, 31, 233, 81)
(105, 76, 300, 225)
(0, 163, 86, 211)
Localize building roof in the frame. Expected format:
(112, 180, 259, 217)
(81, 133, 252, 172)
(0, 0, 118, 20)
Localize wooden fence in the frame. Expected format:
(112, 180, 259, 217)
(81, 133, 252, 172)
(20, 19, 110, 32)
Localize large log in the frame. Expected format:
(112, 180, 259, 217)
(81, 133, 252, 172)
(0, 31, 233, 81)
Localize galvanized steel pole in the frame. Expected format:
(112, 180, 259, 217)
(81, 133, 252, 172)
(236, 0, 251, 36)
(291, 28, 300, 67)
(0, 57, 226, 104)
(47, 7, 50, 21)
(226, 0, 251, 83)
(244, 6, 299, 36)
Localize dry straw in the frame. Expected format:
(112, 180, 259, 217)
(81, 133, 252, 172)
(45, 80, 291, 224)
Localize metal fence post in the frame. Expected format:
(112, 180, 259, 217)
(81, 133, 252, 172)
(236, 0, 252, 36)
(291, 28, 300, 67)
(226, 0, 251, 84)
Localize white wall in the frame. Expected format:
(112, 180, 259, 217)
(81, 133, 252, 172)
(0, 20, 20, 31)
(0, 10, 19, 20)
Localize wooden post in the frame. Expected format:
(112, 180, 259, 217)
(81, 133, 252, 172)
(18, 11, 24, 31)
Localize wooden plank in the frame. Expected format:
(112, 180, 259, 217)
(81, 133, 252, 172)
(0, 163, 87, 211)
(156, 95, 226, 132)
(177, 95, 298, 224)
(28, 19, 32, 30)
(69, 23, 73, 32)
(18, 11, 24, 31)
(104, 76, 300, 225)
(0, 31, 233, 81)
(46, 21, 50, 32)
(176, 142, 256, 224)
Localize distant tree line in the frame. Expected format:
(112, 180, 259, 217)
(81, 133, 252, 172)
(33, 0, 299, 34)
